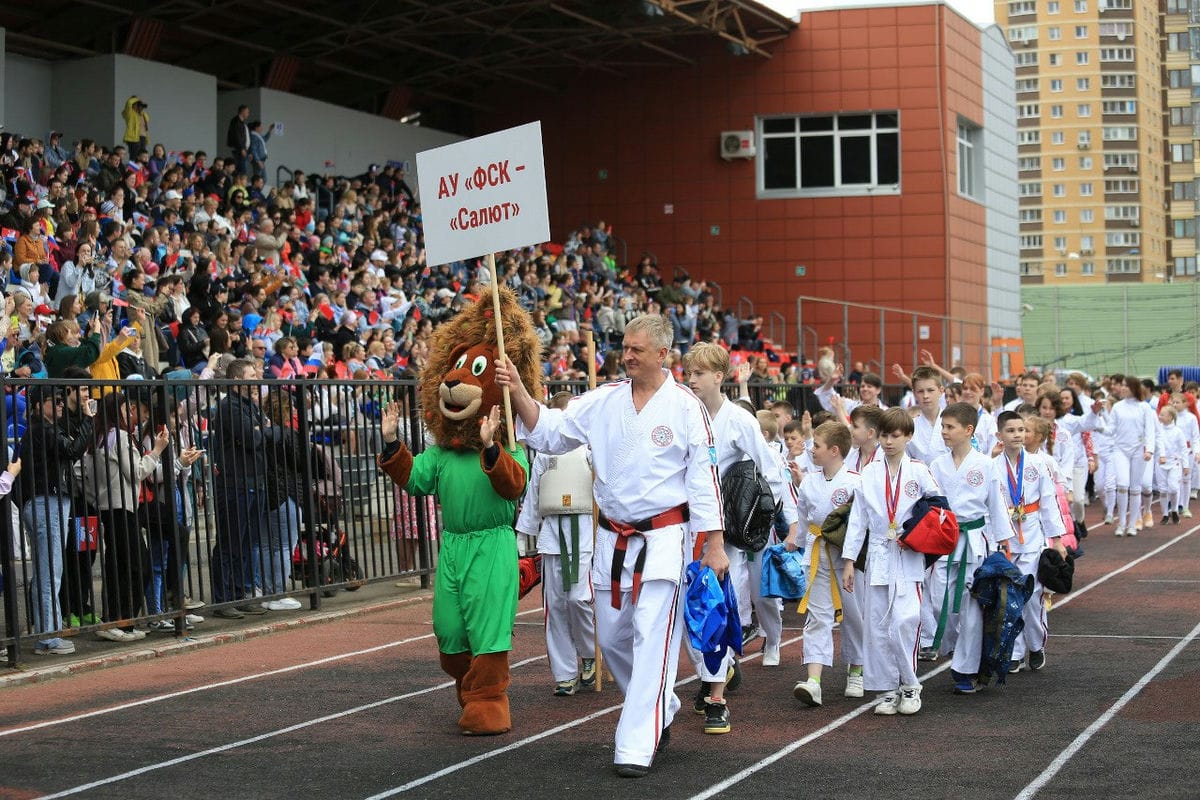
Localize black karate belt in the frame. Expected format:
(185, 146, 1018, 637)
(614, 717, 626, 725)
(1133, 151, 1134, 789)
(598, 504, 689, 610)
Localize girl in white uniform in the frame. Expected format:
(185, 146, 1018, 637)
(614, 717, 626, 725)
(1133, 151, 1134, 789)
(842, 408, 942, 716)
(960, 373, 998, 456)
(1155, 406, 1189, 525)
(515, 393, 597, 696)
(1106, 376, 1156, 538)
(1169, 393, 1200, 518)
(792, 421, 864, 707)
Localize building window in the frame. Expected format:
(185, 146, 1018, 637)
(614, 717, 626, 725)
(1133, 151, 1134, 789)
(1019, 156, 1043, 170)
(1175, 256, 1198, 276)
(1055, 263, 1068, 276)
(1019, 104, 1041, 118)
(1052, 157, 1066, 170)
(1079, 156, 1093, 169)
(1104, 178, 1139, 193)
(1020, 208, 1043, 222)
(1081, 261, 1095, 275)
(1050, 105, 1064, 118)
(1053, 236, 1068, 250)
(1081, 209, 1094, 222)
(1048, 0, 1061, 11)
(1010, 25, 1039, 42)
(1080, 235, 1094, 251)
(1100, 47, 1135, 61)
(1106, 258, 1141, 274)
(1020, 235, 1044, 248)
(1105, 204, 1140, 220)
(758, 112, 900, 197)
(1020, 261, 1042, 275)
(1078, 103, 1092, 117)
(957, 119, 983, 200)
(1101, 126, 1137, 141)
(1053, 183, 1067, 197)
(1107, 231, 1142, 245)
(1048, 26, 1062, 40)
(1075, 25, 1088, 37)
(1009, 0, 1037, 13)
(1169, 32, 1190, 51)
(1051, 131, 1065, 144)
(1020, 181, 1043, 197)
(1172, 143, 1195, 162)
(1102, 100, 1136, 114)
(1101, 0, 1131, 8)
(1077, 77, 1091, 89)
(1076, 51, 1089, 64)
(1017, 78, 1039, 93)
(1101, 73, 1136, 88)
(1103, 152, 1137, 169)
(1050, 79, 1064, 92)
(1174, 219, 1196, 238)
(1019, 130, 1042, 145)
(1074, 0, 1087, 10)
(1173, 181, 1196, 200)
(1048, 53, 1061, 65)
(1078, 131, 1092, 145)
(1017, 51, 1040, 66)
(1171, 106, 1194, 126)
(1167, 0, 1189, 11)
(1080, 182, 1094, 196)
(1100, 21, 1134, 36)
(1054, 210, 1068, 223)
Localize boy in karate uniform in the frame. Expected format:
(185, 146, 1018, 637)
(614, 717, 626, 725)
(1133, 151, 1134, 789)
(683, 343, 797, 733)
(995, 411, 1067, 673)
(928, 403, 1016, 694)
(792, 421, 864, 706)
(848, 405, 884, 473)
(515, 392, 596, 696)
(908, 366, 950, 662)
(841, 408, 941, 716)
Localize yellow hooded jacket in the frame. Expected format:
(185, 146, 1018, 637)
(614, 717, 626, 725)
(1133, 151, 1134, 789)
(122, 96, 149, 143)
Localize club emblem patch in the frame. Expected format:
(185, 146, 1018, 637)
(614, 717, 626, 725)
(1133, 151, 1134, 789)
(831, 488, 851, 506)
(1024, 466, 1039, 482)
(904, 480, 920, 498)
(651, 425, 674, 447)
(966, 469, 984, 487)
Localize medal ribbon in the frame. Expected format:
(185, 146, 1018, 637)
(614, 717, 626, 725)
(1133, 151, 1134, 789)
(885, 461, 902, 535)
(1005, 451, 1025, 544)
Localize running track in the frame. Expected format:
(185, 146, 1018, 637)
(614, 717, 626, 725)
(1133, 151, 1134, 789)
(0, 503, 1197, 800)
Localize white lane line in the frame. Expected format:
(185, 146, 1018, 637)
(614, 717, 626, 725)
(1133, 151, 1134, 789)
(1050, 634, 1186, 640)
(685, 526, 1200, 800)
(363, 635, 805, 799)
(1, 606, 543, 739)
(37, 654, 548, 799)
(1137, 579, 1200, 584)
(1012, 619, 1200, 800)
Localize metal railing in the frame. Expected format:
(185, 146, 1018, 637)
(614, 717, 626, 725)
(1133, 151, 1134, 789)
(1, 376, 437, 666)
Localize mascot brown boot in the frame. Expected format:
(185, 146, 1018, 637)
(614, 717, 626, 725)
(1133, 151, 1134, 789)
(439, 651, 473, 708)
(457, 651, 511, 735)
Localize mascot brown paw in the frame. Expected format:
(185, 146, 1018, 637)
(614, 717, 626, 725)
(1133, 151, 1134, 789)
(439, 651, 473, 708)
(457, 651, 512, 736)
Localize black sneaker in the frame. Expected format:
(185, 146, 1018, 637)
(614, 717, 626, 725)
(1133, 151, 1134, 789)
(213, 607, 245, 620)
(725, 659, 743, 692)
(703, 699, 731, 734)
(615, 763, 650, 778)
(1161, 515, 1170, 526)
(693, 682, 710, 714)
(918, 647, 939, 662)
(235, 604, 268, 615)
(741, 623, 760, 647)
(1009, 659, 1023, 674)
(1171, 510, 1181, 525)
(1028, 650, 1046, 671)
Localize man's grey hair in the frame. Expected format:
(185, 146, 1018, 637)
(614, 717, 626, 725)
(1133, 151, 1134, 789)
(625, 314, 672, 351)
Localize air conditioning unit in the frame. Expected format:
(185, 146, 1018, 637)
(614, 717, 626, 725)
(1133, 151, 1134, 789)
(1117, 32, 1126, 40)
(1130, 165, 1138, 173)
(720, 131, 757, 160)
(1082, 248, 1094, 255)
(1078, 143, 1091, 149)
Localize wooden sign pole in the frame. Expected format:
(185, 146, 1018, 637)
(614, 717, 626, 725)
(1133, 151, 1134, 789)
(487, 252, 517, 451)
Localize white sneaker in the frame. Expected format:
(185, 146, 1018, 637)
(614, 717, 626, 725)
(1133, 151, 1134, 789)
(1129, 526, 1139, 537)
(762, 644, 781, 667)
(897, 684, 923, 715)
(262, 598, 303, 611)
(1184, 508, 1193, 519)
(185, 613, 205, 624)
(793, 678, 823, 706)
(1114, 527, 1125, 537)
(873, 691, 899, 715)
(1103, 514, 1114, 525)
(845, 671, 865, 698)
(125, 628, 147, 640)
(96, 628, 134, 642)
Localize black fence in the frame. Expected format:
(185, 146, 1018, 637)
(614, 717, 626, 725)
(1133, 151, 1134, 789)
(1, 376, 437, 666)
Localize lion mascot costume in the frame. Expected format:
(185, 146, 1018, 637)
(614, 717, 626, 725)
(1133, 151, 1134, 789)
(378, 285, 542, 735)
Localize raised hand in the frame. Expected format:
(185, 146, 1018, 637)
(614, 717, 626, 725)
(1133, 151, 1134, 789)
(381, 401, 401, 443)
(479, 404, 502, 446)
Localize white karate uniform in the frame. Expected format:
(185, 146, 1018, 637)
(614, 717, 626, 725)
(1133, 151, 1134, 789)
(1176, 409, 1200, 498)
(970, 406, 998, 457)
(842, 455, 940, 692)
(688, 400, 796, 681)
(994, 449, 1066, 662)
(908, 414, 949, 647)
(518, 372, 723, 768)
(1060, 410, 1105, 522)
(848, 443, 882, 473)
(796, 465, 864, 668)
(515, 449, 596, 684)
(929, 451, 1015, 675)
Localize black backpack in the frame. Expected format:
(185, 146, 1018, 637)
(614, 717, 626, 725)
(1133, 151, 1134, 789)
(720, 459, 779, 552)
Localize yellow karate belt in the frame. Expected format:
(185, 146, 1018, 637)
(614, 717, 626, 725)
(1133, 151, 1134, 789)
(797, 523, 843, 623)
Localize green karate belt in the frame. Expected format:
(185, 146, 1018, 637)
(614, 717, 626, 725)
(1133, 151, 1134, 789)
(932, 516, 986, 651)
(557, 515, 583, 590)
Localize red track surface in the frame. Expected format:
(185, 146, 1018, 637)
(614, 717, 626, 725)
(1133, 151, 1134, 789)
(0, 503, 1197, 800)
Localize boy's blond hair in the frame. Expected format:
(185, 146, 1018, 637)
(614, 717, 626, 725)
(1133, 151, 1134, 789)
(755, 409, 778, 439)
(682, 342, 730, 377)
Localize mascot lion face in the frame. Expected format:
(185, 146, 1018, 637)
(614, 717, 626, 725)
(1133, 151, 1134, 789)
(421, 286, 543, 452)
(439, 343, 502, 422)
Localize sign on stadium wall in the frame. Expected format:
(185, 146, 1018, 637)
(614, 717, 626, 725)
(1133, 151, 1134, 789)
(416, 121, 550, 266)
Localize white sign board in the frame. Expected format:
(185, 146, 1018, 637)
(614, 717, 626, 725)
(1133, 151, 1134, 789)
(918, 324, 931, 341)
(416, 121, 550, 266)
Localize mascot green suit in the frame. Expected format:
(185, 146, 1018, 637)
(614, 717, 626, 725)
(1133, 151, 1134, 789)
(378, 286, 542, 735)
